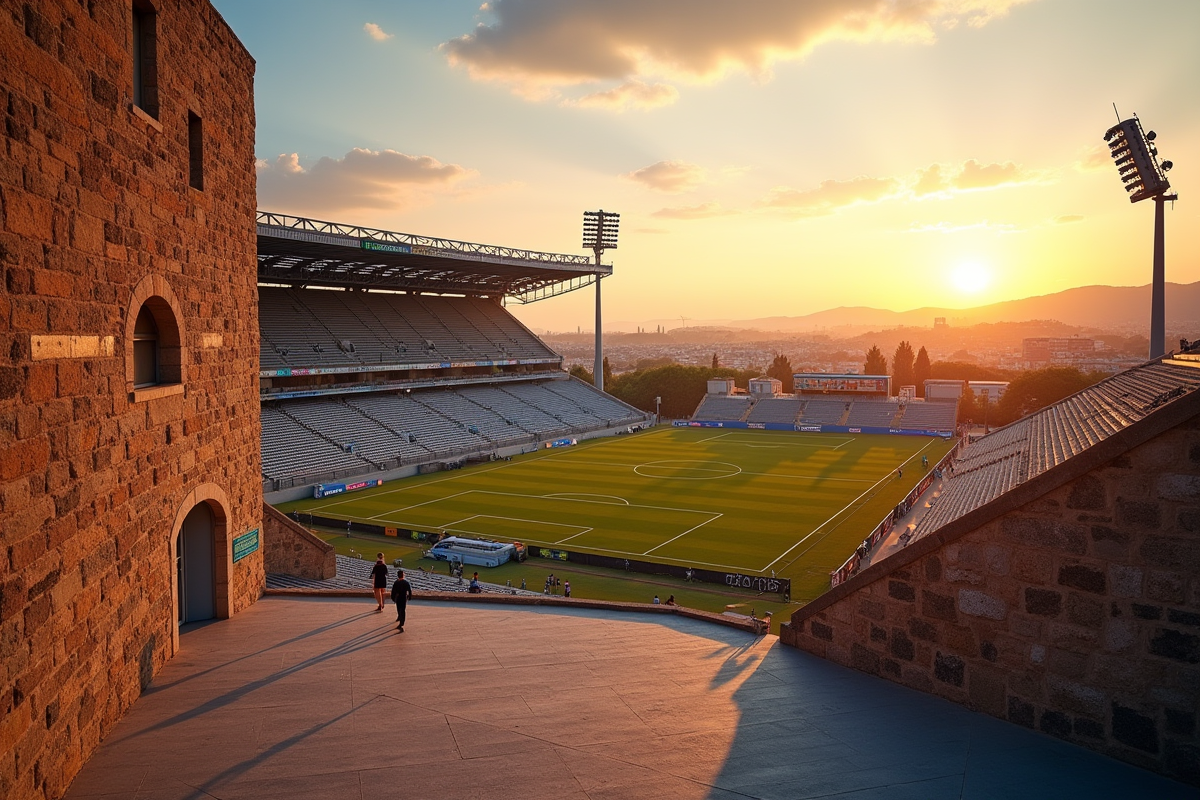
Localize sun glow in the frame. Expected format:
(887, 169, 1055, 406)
(951, 260, 992, 295)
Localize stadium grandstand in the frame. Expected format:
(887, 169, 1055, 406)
(690, 375, 958, 433)
(256, 212, 650, 497)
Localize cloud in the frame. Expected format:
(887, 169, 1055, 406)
(759, 176, 901, 217)
(651, 202, 735, 220)
(624, 160, 706, 193)
(1053, 214, 1084, 224)
(1074, 143, 1111, 172)
(570, 80, 679, 111)
(364, 22, 393, 41)
(256, 148, 475, 213)
(911, 159, 1031, 196)
(953, 158, 1023, 190)
(441, 0, 1034, 105)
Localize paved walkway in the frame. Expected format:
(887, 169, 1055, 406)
(65, 598, 1195, 800)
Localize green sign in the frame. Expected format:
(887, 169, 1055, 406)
(361, 240, 411, 254)
(233, 529, 260, 563)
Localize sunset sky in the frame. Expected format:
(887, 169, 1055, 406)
(213, 0, 1199, 332)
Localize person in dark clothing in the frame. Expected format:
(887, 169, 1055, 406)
(371, 553, 389, 611)
(392, 570, 413, 631)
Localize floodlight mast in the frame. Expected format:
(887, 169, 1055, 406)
(1103, 114, 1177, 358)
(582, 210, 619, 391)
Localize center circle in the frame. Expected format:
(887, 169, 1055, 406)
(633, 460, 742, 480)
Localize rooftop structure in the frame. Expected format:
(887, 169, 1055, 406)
(257, 211, 610, 303)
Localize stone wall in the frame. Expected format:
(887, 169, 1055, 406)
(781, 418, 1200, 785)
(0, 3, 260, 799)
(262, 504, 336, 580)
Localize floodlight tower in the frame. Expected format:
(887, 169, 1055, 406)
(1103, 114, 1177, 358)
(583, 209, 619, 391)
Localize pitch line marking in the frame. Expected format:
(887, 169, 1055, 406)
(760, 437, 944, 573)
(388, 488, 716, 519)
(543, 493, 630, 505)
(634, 460, 742, 479)
(642, 513, 723, 556)
(366, 490, 472, 521)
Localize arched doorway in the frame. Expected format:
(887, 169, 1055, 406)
(177, 503, 216, 623)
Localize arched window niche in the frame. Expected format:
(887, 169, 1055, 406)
(125, 275, 185, 402)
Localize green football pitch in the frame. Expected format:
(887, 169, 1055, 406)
(279, 426, 955, 600)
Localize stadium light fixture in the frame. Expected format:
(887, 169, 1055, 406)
(1103, 112, 1177, 358)
(583, 210, 619, 391)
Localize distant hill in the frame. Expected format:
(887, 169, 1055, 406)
(637, 281, 1200, 334)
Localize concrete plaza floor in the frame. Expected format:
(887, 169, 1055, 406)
(65, 597, 1196, 800)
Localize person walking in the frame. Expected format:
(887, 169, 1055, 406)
(564, 580, 571, 598)
(371, 553, 389, 611)
(392, 570, 413, 631)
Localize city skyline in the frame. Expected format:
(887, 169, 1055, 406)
(213, 0, 1199, 332)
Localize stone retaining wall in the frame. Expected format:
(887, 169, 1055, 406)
(262, 504, 336, 580)
(781, 419, 1200, 785)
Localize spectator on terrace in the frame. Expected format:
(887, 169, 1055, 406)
(564, 581, 571, 598)
(653, 595, 661, 604)
(371, 554, 389, 612)
(468, 574, 481, 593)
(665, 595, 676, 606)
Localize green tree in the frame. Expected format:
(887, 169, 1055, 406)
(766, 353, 794, 390)
(602, 356, 613, 385)
(990, 367, 1104, 425)
(711, 352, 719, 369)
(568, 364, 593, 383)
(913, 346, 932, 397)
(863, 345, 887, 376)
(606, 364, 752, 418)
(892, 341, 915, 395)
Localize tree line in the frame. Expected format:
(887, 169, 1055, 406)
(566, 346, 1106, 428)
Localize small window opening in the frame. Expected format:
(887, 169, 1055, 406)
(188, 111, 204, 190)
(132, 2, 158, 118)
(133, 305, 159, 387)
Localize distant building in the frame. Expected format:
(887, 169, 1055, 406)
(924, 379, 965, 400)
(794, 373, 890, 396)
(933, 317, 949, 330)
(1023, 337, 1099, 367)
(707, 378, 736, 395)
(749, 377, 783, 396)
(968, 381, 1009, 402)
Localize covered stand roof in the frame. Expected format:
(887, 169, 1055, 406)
(256, 211, 611, 303)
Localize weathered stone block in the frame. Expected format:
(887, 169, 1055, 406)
(1001, 517, 1087, 555)
(851, 642, 880, 676)
(889, 628, 915, 661)
(887, 580, 915, 602)
(1067, 474, 1107, 511)
(1108, 564, 1143, 598)
(1146, 571, 1186, 604)
(1157, 473, 1200, 502)
(1117, 498, 1162, 529)
(1112, 703, 1159, 754)
(1149, 629, 1200, 663)
(1058, 564, 1106, 595)
(934, 651, 964, 686)
(1040, 709, 1072, 739)
(811, 620, 833, 641)
(1025, 587, 1062, 617)
(1066, 594, 1105, 629)
(958, 589, 1006, 620)
(922, 590, 956, 622)
(1007, 695, 1035, 728)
